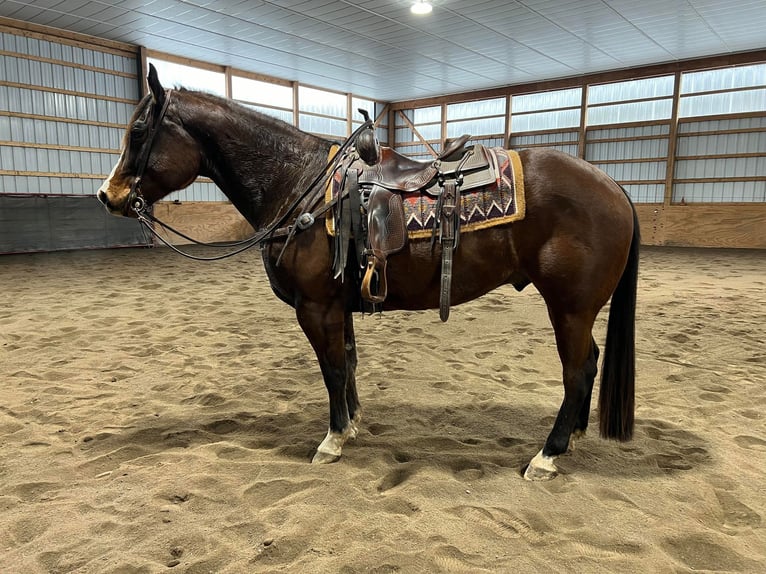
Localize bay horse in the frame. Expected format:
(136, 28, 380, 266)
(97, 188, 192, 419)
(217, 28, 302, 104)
(97, 66, 639, 480)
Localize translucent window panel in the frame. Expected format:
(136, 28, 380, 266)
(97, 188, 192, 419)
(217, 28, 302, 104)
(679, 89, 766, 117)
(412, 123, 441, 141)
(412, 106, 440, 124)
(588, 76, 674, 104)
(512, 88, 581, 113)
(232, 76, 292, 109)
(446, 116, 505, 138)
(681, 63, 766, 94)
(146, 58, 225, 96)
(447, 97, 506, 120)
(352, 97, 375, 122)
(241, 103, 293, 124)
(298, 114, 347, 137)
(298, 86, 346, 117)
(588, 99, 672, 125)
(512, 108, 580, 131)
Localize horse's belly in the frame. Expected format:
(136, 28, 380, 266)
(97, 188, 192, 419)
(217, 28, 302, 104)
(381, 229, 519, 311)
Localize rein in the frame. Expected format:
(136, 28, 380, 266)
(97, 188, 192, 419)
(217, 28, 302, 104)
(129, 91, 370, 262)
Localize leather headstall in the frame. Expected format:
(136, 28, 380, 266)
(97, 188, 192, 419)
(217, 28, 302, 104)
(128, 89, 174, 215)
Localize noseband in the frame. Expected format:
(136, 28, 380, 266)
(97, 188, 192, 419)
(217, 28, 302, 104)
(127, 89, 174, 215)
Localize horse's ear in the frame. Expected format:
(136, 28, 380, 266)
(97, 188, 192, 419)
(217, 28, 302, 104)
(147, 63, 165, 108)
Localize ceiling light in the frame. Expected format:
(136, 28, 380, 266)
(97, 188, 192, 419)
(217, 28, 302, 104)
(411, 1, 433, 15)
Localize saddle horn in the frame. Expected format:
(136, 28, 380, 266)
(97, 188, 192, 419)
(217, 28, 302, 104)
(355, 108, 380, 166)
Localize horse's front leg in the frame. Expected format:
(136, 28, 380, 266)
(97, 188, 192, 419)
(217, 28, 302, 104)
(344, 311, 362, 434)
(296, 300, 357, 464)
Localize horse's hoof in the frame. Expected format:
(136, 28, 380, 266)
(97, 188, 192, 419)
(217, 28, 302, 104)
(311, 450, 341, 464)
(523, 449, 558, 481)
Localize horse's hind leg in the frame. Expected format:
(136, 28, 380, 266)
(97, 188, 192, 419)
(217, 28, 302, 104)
(524, 312, 597, 480)
(570, 337, 599, 449)
(296, 300, 357, 464)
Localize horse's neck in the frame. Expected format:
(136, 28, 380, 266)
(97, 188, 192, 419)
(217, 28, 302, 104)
(186, 101, 330, 229)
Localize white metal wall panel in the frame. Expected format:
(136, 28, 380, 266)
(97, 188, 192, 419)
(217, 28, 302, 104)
(591, 161, 667, 182)
(1, 34, 136, 198)
(470, 137, 505, 149)
(678, 116, 766, 134)
(621, 184, 665, 203)
(510, 131, 579, 157)
(675, 157, 765, 179)
(676, 132, 766, 156)
(169, 182, 227, 203)
(673, 115, 766, 202)
(0, 25, 145, 250)
(588, 124, 670, 139)
(586, 138, 669, 162)
(673, 181, 765, 203)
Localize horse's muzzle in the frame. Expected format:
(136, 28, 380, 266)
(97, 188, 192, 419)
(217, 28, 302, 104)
(97, 189, 131, 216)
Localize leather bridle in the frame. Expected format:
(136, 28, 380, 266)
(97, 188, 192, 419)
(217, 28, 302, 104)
(127, 89, 174, 215)
(124, 93, 374, 262)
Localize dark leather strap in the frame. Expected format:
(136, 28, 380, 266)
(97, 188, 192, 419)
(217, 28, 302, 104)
(439, 179, 460, 322)
(347, 169, 367, 268)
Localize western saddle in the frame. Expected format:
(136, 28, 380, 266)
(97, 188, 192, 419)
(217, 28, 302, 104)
(333, 114, 499, 321)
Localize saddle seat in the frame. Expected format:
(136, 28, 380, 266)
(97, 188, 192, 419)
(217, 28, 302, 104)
(358, 134, 480, 194)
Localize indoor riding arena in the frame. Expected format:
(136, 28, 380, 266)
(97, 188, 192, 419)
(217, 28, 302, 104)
(1, 3, 764, 572)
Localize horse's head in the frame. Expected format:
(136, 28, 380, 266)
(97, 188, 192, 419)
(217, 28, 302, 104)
(97, 64, 202, 216)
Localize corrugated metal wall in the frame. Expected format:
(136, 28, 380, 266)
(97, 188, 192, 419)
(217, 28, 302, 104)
(674, 116, 766, 202)
(0, 24, 146, 252)
(394, 65, 765, 207)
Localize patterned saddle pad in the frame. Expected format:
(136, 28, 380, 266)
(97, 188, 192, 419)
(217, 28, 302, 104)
(326, 147, 526, 238)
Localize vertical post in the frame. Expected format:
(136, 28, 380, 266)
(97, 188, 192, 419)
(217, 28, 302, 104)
(347, 93, 353, 137)
(441, 102, 448, 153)
(292, 81, 299, 128)
(138, 46, 148, 97)
(505, 94, 512, 148)
(388, 106, 396, 149)
(578, 85, 588, 159)
(224, 66, 233, 99)
(664, 71, 682, 206)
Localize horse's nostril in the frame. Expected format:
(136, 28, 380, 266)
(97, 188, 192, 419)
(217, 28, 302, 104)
(97, 190, 106, 204)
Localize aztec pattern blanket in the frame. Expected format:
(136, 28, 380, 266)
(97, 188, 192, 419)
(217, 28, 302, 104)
(325, 147, 526, 238)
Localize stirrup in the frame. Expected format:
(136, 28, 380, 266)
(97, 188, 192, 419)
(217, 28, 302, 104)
(360, 249, 387, 304)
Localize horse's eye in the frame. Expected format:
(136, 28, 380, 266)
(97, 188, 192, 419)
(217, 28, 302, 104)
(131, 121, 147, 137)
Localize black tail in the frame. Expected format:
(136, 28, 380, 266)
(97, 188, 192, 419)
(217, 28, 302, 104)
(599, 199, 639, 441)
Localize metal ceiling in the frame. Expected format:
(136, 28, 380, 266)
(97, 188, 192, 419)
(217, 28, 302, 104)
(2, 0, 765, 101)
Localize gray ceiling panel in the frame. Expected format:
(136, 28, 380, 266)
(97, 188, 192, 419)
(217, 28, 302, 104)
(0, 0, 764, 101)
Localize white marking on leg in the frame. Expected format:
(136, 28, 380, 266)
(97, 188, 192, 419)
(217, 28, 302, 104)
(316, 428, 345, 457)
(523, 449, 559, 481)
(312, 423, 359, 464)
